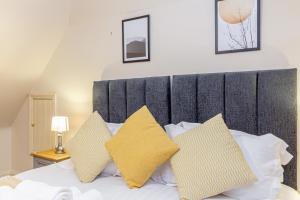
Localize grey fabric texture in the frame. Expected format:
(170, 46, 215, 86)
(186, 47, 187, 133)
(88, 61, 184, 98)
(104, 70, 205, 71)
(225, 72, 257, 134)
(145, 77, 171, 126)
(257, 69, 297, 189)
(126, 78, 145, 117)
(172, 75, 198, 123)
(109, 80, 127, 123)
(93, 81, 109, 121)
(197, 73, 225, 123)
(94, 76, 170, 126)
(93, 68, 297, 189)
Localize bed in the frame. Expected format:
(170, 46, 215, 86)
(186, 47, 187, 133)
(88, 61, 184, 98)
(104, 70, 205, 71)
(17, 68, 299, 199)
(16, 159, 300, 200)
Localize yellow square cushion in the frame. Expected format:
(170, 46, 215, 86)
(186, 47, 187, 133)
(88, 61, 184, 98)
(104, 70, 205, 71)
(105, 106, 179, 188)
(171, 114, 256, 200)
(66, 112, 111, 183)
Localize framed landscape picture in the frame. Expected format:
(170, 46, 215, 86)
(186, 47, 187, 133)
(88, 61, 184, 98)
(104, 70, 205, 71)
(215, 0, 260, 54)
(122, 15, 150, 63)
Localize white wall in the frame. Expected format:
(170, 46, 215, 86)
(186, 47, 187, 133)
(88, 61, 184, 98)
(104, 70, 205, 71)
(0, 0, 70, 175)
(100, 0, 296, 80)
(11, 98, 32, 174)
(0, 0, 70, 126)
(0, 128, 12, 177)
(13, 0, 300, 186)
(32, 0, 300, 136)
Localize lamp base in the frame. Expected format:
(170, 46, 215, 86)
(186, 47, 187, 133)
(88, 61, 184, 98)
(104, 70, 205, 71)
(55, 146, 65, 154)
(55, 134, 64, 154)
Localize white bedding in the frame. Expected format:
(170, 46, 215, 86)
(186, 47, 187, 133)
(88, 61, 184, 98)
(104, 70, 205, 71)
(0, 180, 102, 200)
(16, 160, 300, 200)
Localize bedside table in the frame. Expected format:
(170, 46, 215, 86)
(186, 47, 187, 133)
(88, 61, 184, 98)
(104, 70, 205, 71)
(31, 150, 70, 169)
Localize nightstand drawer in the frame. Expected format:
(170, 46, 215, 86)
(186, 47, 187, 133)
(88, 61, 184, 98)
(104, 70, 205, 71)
(33, 157, 55, 168)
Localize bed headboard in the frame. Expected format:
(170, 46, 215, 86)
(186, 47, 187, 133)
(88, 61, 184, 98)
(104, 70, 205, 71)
(93, 68, 297, 189)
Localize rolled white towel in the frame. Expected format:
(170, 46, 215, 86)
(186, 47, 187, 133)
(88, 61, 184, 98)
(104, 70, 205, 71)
(16, 180, 72, 200)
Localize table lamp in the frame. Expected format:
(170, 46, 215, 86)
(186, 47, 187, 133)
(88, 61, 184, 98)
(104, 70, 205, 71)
(51, 116, 69, 154)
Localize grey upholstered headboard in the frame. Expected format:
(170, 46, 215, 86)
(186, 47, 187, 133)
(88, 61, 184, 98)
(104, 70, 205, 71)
(93, 68, 297, 189)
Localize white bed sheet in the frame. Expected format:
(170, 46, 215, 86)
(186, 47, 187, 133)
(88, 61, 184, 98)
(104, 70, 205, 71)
(16, 160, 300, 200)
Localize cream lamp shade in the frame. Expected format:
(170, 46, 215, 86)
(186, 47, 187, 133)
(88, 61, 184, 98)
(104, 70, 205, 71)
(51, 116, 69, 154)
(51, 116, 69, 134)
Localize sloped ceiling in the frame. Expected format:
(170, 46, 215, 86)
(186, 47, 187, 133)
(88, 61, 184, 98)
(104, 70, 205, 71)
(0, 0, 71, 126)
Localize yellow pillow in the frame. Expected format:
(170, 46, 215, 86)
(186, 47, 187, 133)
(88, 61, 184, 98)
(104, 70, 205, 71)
(105, 106, 179, 188)
(66, 112, 111, 183)
(171, 114, 256, 200)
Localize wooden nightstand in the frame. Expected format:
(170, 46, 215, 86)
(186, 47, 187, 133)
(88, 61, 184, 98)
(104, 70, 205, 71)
(31, 150, 70, 169)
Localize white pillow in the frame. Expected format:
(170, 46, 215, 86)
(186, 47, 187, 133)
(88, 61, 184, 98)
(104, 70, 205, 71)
(101, 123, 123, 176)
(224, 130, 293, 200)
(162, 122, 293, 200)
(164, 123, 187, 139)
(151, 162, 176, 186)
(178, 121, 199, 130)
(179, 122, 293, 167)
(106, 123, 123, 135)
(224, 130, 288, 199)
(231, 130, 293, 166)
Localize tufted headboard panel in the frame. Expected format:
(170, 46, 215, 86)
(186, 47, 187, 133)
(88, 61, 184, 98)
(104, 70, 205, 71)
(93, 76, 170, 126)
(93, 68, 297, 189)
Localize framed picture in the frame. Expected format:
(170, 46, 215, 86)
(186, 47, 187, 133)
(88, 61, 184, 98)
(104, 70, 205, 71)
(215, 0, 260, 54)
(122, 15, 150, 63)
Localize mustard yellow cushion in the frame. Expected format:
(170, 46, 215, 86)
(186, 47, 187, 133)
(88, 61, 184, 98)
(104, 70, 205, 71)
(105, 106, 179, 188)
(171, 114, 256, 200)
(66, 112, 111, 183)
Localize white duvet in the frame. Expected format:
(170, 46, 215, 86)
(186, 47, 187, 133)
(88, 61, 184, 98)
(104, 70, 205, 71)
(16, 160, 300, 200)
